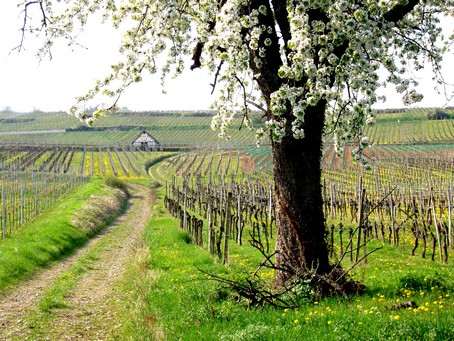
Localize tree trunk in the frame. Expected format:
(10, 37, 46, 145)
(273, 101, 330, 286)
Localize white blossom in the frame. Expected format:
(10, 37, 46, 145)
(22, 0, 454, 152)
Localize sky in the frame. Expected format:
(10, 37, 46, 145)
(0, 2, 453, 113)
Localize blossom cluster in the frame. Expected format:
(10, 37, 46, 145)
(25, 0, 453, 149)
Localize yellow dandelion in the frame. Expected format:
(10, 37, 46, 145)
(294, 319, 299, 324)
(327, 321, 332, 325)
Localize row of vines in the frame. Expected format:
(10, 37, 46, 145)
(0, 145, 174, 179)
(0, 144, 174, 239)
(0, 166, 89, 239)
(164, 145, 454, 265)
(165, 174, 274, 264)
(3, 109, 454, 147)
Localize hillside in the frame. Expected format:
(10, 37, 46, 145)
(0, 110, 260, 147)
(0, 106, 453, 339)
(1, 108, 453, 147)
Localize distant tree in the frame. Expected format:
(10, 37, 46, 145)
(0, 106, 12, 113)
(427, 108, 451, 120)
(18, 0, 454, 292)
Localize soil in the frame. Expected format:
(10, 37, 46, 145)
(0, 184, 154, 340)
(241, 154, 257, 173)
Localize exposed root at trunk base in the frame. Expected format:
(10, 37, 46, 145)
(198, 236, 369, 308)
(197, 265, 364, 309)
(298, 266, 366, 300)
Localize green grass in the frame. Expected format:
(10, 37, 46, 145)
(111, 180, 453, 340)
(0, 178, 128, 294)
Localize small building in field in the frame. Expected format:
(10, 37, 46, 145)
(132, 130, 161, 150)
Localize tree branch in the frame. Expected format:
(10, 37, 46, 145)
(270, 0, 291, 49)
(16, 1, 45, 52)
(210, 60, 224, 94)
(190, 0, 227, 70)
(246, 100, 267, 113)
(190, 41, 204, 70)
(383, 0, 420, 23)
(234, 74, 251, 130)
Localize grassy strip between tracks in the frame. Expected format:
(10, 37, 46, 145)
(0, 177, 128, 294)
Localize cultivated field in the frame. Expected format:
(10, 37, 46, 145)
(0, 108, 453, 339)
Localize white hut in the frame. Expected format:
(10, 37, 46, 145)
(132, 130, 161, 150)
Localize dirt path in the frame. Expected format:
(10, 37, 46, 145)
(0, 184, 154, 340)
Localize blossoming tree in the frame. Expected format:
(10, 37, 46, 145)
(20, 0, 453, 288)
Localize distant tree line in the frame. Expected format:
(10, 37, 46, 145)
(373, 107, 454, 115)
(426, 109, 451, 120)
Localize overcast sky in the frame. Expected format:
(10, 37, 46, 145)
(0, 3, 453, 113)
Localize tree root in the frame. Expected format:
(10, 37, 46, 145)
(197, 264, 364, 309)
(196, 235, 367, 308)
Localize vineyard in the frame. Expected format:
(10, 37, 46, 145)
(2, 108, 454, 147)
(0, 144, 176, 239)
(2, 108, 454, 261)
(155, 145, 453, 266)
(1, 107, 454, 339)
(0, 167, 88, 239)
(0, 111, 258, 147)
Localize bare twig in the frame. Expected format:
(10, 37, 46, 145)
(234, 74, 250, 130)
(246, 99, 267, 113)
(210, 60, 224, 95)
(15, 1, 47, 52)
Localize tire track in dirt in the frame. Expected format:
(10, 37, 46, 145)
(0, 184, 154, 340)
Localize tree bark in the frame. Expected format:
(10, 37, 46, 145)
(273, 101, 330, 286)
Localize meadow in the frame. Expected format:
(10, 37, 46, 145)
(0, 108, 453, 339)
(120, 158, 453, 340)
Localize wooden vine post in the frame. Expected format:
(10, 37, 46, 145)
(223, 192, 233, 265)
(448, 181, 453, 248)
(183, 180, 188, 232)
(208, 195, 214, 255)
(355, 177, 365, 263)
(236, 186, 243, 245)
(1, 179, 6, 239)
(430, 188, 444, 263)
(268, 185, 273, 238)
